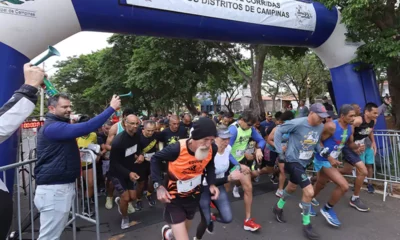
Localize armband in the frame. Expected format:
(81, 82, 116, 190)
(319, 147, 330, 158)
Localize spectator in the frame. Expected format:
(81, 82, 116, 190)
(0, 63, 45, 240)
(34, 93, 121, 239)
(297, 100, 309, 118)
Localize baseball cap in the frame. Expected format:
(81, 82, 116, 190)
(310, 103, 330, 118)
(266, 111, 272, 117)
(217, 126, 232, 139)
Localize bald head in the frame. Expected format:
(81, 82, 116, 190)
(169, 115, 180, 132)
(125, 114, 140, 135)
(183, 114, 192, 125)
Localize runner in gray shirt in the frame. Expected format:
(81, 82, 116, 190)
(272, 103, 328, 240)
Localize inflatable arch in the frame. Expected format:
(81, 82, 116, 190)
(0, 0, 385, 190)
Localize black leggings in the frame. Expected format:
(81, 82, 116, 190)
(0, 189, 13, 239)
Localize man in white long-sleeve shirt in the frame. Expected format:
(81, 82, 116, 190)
(0, 63, 45, 239)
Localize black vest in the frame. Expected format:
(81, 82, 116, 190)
(34, 113, 80, 185)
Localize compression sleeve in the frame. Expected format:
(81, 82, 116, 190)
(150, 142, 180, 186)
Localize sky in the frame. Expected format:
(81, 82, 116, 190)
(31, 32, 113, 76)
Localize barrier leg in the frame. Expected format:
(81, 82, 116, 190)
(383, 181, 388, 202)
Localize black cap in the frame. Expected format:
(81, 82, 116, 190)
(191, 117, 217, 140)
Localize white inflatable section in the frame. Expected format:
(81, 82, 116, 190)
(0, 0, 80, 59)
(312, 9, 362, 69)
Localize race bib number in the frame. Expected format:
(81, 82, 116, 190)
(330, 151, 340, 159)
(144, 152, 155, 161)
(125, 145, 137, 157)
(299, 151, 313, 160)
(177, 175, 201, 193)
(236, 150, 245, 157)
(216, 173, 225, 179)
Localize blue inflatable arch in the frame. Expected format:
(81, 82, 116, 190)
(0, 0, 384, 190)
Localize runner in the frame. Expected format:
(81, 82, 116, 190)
(194, 126, 242, 240)
(150, 117, 219, 240)
(105, 108, 135, 212)
(180, 113, 193, 138)
(159, 115, 188, 150)
(260, 111, 276, 139)
(311, 104, 356, 227)
(108, 114, 143, 229)
(273, 103, 328, 240)
(134, 120, 158, 210)
(229, 109, 265, 231)
(266, 111, 295, 197)
(340, 102, 378, 211)
(97, 121, 113, 194)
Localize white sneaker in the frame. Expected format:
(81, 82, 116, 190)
(128, 202, 136, 214)
(105, 197, 113, 210)
(121, 217, 130, 230)
(115, 197, 122, 215)
(161, 225, 174, 240)
(233, 186, 240, 198)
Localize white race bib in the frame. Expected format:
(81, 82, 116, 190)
(144, 152, 155, 161)
(216, 173, 225, 179)
(330, 151, 340, 159)
(236, 150, 245, 157)
(355, 139, 365, 146)
(299, 151, 313, 160)
(177, 175, 201, 193)
(125, 144, 137, 157)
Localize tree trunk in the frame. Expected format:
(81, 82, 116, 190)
(272, 96, 276, 113)
(249, 46, 267, 119)
(387, 61, 400, 129)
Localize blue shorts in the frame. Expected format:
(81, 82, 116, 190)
(360, 147, 375, 165)
(342, 146, 361, 166)
(313, 159, 332, 172)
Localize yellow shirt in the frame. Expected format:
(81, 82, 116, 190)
(77, 132, 97, 166)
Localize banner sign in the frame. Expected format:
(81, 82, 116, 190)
(124, 0, 316, 31)
(21, 121, 44, 129)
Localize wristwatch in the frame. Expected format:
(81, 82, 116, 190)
(153, 182, 161, 190)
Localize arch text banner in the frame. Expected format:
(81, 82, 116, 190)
(122, 0, 316, 31)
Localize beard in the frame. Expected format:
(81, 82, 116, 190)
(195, 146, 209, 160)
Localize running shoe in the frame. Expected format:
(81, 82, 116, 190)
(270, 174, 279, 184)
(320, 208, 341, 227)
(275, 189, 283, 198)
(206, 221, 214, 234)
(146, 194, 156, 207)
(233, 186, 240, 198)
(298, 203, 317, 217)
(121, 217, 130, 230)
(367, 184, 375, 193)
(115, 197, 135, 215)
(311, 198, 320, 206)
(349, 197, 370, 212)
(243, 218, 261, 231)
(135, 200, 143, 211)
(105, 196, 113, 209)
(303, 224, 320, 240)
(273, 205, 286, 223)
(161, 225, 173, 240)
(128, 202, 135, 214)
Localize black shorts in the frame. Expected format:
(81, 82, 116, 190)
(81, 163, 93, 171)
(133, 161, 151, 182)
(284, 162, 311, 189)
(111, 177, 136, 195)
(342, 146, 361, 166)
(163, 196, 200, 224)
(241, 157, 255, 169)
(263, 149, 278, 167)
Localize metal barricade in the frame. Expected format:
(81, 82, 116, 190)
(2, 146, 101, 239)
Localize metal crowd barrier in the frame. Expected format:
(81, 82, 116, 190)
(2, 147, 101, 240)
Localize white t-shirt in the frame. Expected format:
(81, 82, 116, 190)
(0, 179, 8, 192)
(203, 145, 231, 186)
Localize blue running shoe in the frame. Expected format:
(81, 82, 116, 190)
(320, 208, 341, 227)
(298, 203, 317, 217)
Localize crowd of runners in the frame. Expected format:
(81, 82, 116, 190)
(74, 98, 388, 240)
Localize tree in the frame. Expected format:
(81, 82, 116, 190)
(264, 52, 330, 105)
(215, 43, 307, 118)
(319, 0, 400, 128)
(262, 57, 286, 113)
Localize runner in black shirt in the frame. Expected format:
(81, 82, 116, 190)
(134, 120, 159, 210)
(159, 115, 188, 149)
(109, 114, 143, 230)
(180, 113, 193, 138)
